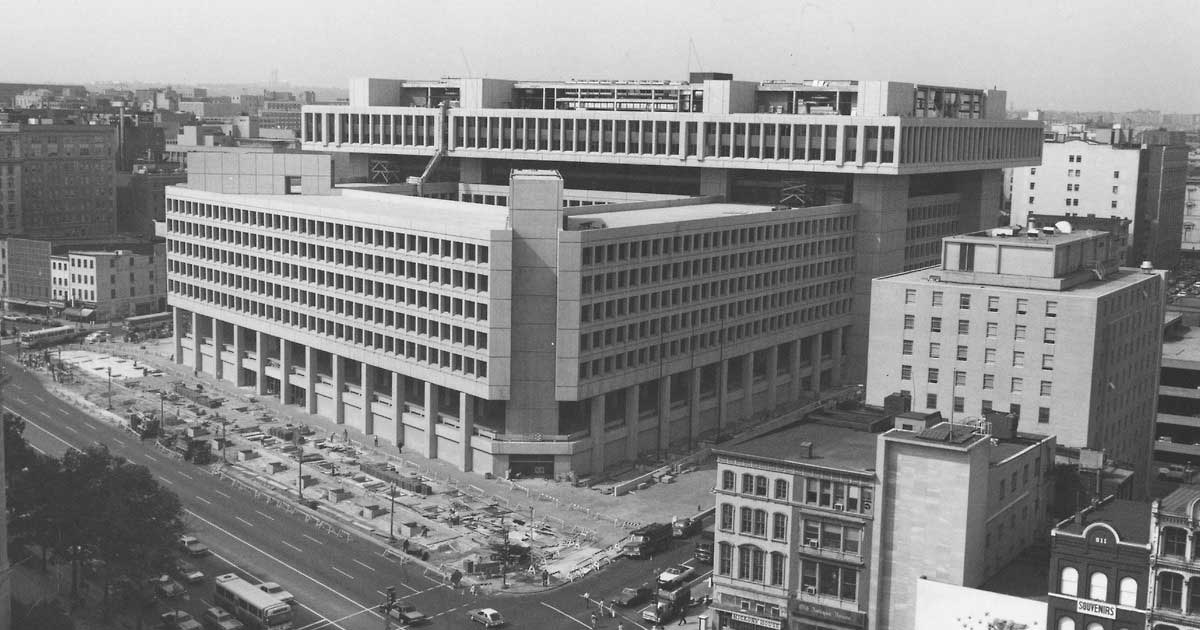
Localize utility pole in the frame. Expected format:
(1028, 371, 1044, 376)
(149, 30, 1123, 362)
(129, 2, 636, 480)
(296, 432, 304, 500)
(500, 513, 508, 589)
(0, 367, 11, 630)
(388, 483, 397, 543)
(106, 366, 113, 409)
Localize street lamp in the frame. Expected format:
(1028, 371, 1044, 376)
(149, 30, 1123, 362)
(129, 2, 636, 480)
(106, 366, 113, 409)
(388, 483, 397, 544)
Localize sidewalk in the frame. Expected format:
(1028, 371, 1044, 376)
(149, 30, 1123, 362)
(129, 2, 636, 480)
(37, 336, 723, 594)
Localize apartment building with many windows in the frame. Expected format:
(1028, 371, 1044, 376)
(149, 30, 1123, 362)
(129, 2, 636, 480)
(867, 226, 1166, 495)
(712, 420, 878, 630)
(166, 152, 857, 477)
(300, 74, 1043, 378)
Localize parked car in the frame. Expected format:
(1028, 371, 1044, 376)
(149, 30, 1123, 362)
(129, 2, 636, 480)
(657, 564, 696, 590)
(388, 602, 428, 625)
(161, 610, 203, 630)
(149, 574, 186, 598)
(175, 559, 205, 583)
(259, 581, 296, 606)
(615, 584, 654, 608)
(467, 607, 505, 627)
(1159, 464, 1189, 482)
(179, 535, 210, 556)
(200, 607, 244, 630)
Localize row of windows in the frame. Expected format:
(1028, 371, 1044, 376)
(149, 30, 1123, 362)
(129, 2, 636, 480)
(1058, 567, 1138, 606)
(905, 289, 1059, 317)
(169, 220, 491, 293)
(583, 239, 852, 296)
(911, 391, 1052, 423)
(902, 343, 1056, 369)
(721, 471, 790, 499)
(168, 199, 491, 263)
(715, 543, 789, 586)
(717, 504, 789, 541)
(578, 301, 850, 379)
(582, 217, 855, 266)
(170, 281, 489, 378)
(900, 366, 1055, 395)
(906, 316, 1057, 342)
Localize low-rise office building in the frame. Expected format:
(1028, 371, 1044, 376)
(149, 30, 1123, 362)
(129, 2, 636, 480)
(166, 152, 854, 477)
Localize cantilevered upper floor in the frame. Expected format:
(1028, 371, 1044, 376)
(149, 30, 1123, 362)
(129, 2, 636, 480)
(300, 76, 1044, 176)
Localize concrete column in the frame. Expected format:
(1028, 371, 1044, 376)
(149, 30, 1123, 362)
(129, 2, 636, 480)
(172, 306, 184, 366)
(255, 331, 267, 396)
(424, 382, 438, 458)
(766, 345, 779, 412)
(305, 346, 318, 414)
(191, 311, 201, 371)
(212, 320, 224, 380)
(391, 372, 406, 446)
(589, 395, 605, 474)
(334, 112, 342, 145)
(791, 340, 803, 401)
(689, 368, 703, 444)
(695, 121, 706, 161)
(831, 327, 845, 387)
(625, 385, 640, 462)
(362, 363, 375, 435)
(717, 359, 730, 435)
(657, 377, 671, 454)
(333, 355, 345, 424)
(279, 341, 292, 405)
(231, 325, 244, 386)
(459, 392, 474, 473)
(811, 333, 824, 396)
(741, 353, 755, 419)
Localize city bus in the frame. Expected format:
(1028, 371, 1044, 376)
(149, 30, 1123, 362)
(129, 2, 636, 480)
(213, 574, 293, 630)
(19, 325, 80, 349)
(122, 311, 172, 333)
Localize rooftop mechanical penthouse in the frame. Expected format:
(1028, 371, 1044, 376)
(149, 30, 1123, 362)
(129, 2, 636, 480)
(166, 152, 860, 478)
(300, 74, 1044, 377)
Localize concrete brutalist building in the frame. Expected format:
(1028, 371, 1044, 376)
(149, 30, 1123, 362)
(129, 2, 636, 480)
(166, 151, 861, 478)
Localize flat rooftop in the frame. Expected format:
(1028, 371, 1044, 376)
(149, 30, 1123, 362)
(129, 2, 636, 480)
(1054, 497, 1151, 543)
(570, 202, 797, 229)
(882, 424, 1048, 465)
(880, 265, 1158, 299)
(716, 420, 879, 474)
(952, 227, 1108, 246)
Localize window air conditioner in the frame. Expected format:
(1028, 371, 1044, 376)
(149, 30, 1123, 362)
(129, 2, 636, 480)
(834, 503, 845, 511)
(805, 586, 816, 595)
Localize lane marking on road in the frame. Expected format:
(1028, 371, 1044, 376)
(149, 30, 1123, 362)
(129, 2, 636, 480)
(351, 559, 375, 572)
(331, 566, 355, 580)
(302, 534, 323, 545)
(11, 397, 26, 405)
(281, 541, 303, 553)
(293, 606, 379, 630)
(235, 516, 254, 527)
(159, 477, 174, 485)
(178, 471, 194, 480)
(32, 394, 45, 402)
(38, 411, 51, 419)
(29, 443, 46, 454)
(429, 603, 469, 619)
(62, 424, 78, 433)
(254, 510, 275, 521)
(195, 496, 212, 505)
(112, 437, 127, 446)
(206, 547, 344, 630)
(82, 422, 98, 430)
(144, 453, 160, 462)
(9, 411, 79, 453)
(540, 602, 592, 629)
(215, 490, 232, 499)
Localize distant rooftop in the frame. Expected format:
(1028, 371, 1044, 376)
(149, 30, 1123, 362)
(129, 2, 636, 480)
(882, 422, 1050, 465)
(1159, 484, 1200, 516)
(568, 202, 820, 230)
(716, 420, 879, 474)
(1055, 497, 1151, 544)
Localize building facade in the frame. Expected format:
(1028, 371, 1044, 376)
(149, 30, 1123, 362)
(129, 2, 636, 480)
(713, 421, 878, 630)
(866, 227, 1166, 494)
(870, 419, 1055, 630)
(1047, 497, 1152, 630)
(1010, 137, 1188, 269)
(166, 152, 861, 477)
(0, 238, 51, 309)
(300, 75, 1043, 378)
(66, 244, 166, 320)
(1148, 486, 1200, 630)
(0, 122, 118, 240)
(116, 168, 188, 238)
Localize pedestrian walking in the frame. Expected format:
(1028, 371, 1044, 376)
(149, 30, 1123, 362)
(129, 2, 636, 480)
(582, 592, 590, 607)
(541, 569, 549, 586)
(374, 435, 379, 446)
(590, 612, 598, 628)
(617, 623, 624, 630)
(677, 612, 687, 625)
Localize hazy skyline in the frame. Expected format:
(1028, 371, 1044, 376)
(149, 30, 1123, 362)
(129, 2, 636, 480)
(3, 0, 1198, 112)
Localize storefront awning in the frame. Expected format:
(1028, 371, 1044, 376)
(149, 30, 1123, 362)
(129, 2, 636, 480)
(63, 307, 94, 319)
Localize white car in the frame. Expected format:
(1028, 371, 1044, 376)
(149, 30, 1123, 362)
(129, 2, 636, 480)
(467, 607, 505, 627)
(657, 564, 696, 590)
(259, 581, 296, 606)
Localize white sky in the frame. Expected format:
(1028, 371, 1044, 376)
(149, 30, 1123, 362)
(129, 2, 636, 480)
(3, 0, 1198, 112)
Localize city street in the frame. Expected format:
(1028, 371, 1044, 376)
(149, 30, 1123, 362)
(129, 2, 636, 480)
(5, 354, 711, 629)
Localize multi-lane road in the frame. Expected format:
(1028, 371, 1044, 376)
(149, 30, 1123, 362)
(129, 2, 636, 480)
(6, 354, 709, 629)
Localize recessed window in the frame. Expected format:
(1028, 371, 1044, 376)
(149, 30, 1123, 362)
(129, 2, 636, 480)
(902, 340, 913, 355)
(1040, 381, 1052, 396)
(1016, 298, 1028, 315)
(1011, 377, 1023, 393)
(1060, 567, 1079, 596)
(953, 396, 964, 412)
(901, 365, 912, 380)
(926, 393, 937, 408)
(958, 320, 970, 334)
(930, 317, 942, 333)
(927, 368, 939, 384)
(904, 288, 916, 304)
(959, 294, 970, 309)
(987, 296, 999, 312)
(931, 291, 943, 307)
(1038, 407, 1050, 423)
(954, 371, 966, 386)
(903, 314, 914, 330)
(982, 374, 995, 390)
(929, 343, 940, 358)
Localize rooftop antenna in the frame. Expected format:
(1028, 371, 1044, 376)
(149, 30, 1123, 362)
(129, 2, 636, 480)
(459, 48, 474, 78)
(688, 38, 705, 74)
